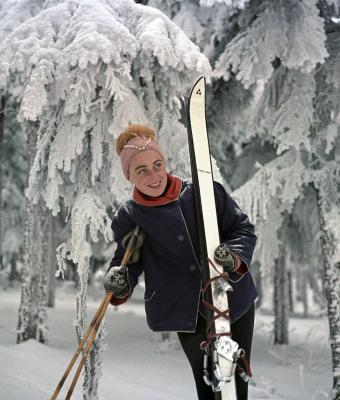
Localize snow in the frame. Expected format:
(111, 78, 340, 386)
(0, 287, 332, 400)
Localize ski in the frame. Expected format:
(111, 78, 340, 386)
(184, 76, 240, 400)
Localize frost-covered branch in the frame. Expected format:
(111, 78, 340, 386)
(214, 0, 328, 88)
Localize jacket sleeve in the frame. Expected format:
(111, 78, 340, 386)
(213, 181, 257, 270)
(108, 204, 144, 305)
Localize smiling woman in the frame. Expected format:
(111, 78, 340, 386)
(104, 123, 257, 400)
(116, 124, 169, 196)
(129, 151, 168, 197)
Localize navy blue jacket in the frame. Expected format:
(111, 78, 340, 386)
(109, 181, 257, 332)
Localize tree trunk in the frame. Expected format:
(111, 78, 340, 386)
(0, 96, 5, 270)
(287, 270, 294, 313)
(274, 248, 289, 344)
(300, 267, 309, 317)
(315, 185, 340, 400)
(35, 203, 50, 342)
(17, 191, 35, 343)
(9, 254, 19, 284)
(251, 260, 262, 309)
(307, 269, 325, 310)
(83, 325, 105, 400)
(73, 257, 105, 400)
(17, 124, 49, 344)
(46, 215, 56, 308)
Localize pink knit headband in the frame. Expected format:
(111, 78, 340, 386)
(120, 136, 165, 179)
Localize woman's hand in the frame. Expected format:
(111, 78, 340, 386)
(214, 244, 236, 272)
(104, 266, 129, 298)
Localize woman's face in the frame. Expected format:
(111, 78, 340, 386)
(128, 150, 168, 197)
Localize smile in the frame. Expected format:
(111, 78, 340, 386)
(148, 181, 161, 188)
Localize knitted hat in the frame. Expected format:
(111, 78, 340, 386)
(116, 125, 165, 179)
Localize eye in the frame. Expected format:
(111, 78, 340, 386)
(137, 169, 147, 175)
(154, 162, 163, 170)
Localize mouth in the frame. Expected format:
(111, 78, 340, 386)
(148, 181, 162, 189)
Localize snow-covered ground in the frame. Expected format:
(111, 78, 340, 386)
(0, 286, 332, 400)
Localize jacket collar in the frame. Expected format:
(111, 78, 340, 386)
(132, 173, 182, 206)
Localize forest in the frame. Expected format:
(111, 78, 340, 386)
(0, 0, 339, 399)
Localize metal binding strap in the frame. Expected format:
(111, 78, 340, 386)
(236, 351, 253, 381)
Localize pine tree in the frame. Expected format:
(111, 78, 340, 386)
(0, 0, 51, 344)
(311, 9, 340, 396)
(212, 2, 340, 396)
(0, 0, 46, 275)
(1, 101, 27, 285)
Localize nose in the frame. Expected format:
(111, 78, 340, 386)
(149, 169, 160, 180)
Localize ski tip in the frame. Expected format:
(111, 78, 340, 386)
(189, 76, 206, 100)
(195, 75, 206, 85)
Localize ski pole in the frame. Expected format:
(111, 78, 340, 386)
(50, 225, 141, 400)
(65, 291, 113, 399)
(50, 294, 109, 400)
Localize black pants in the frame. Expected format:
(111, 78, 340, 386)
(177, 304, 255, 400)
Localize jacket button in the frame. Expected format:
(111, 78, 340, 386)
(190, 264, 196, 271)
(178, 234, 184, 242)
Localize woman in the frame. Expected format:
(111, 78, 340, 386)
(104, 124, 257, 400)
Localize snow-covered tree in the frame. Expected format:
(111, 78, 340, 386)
(1, 101, 26, 284)
(311, 11, 340, 397)
(0, 0, 52, 342)
(0, 0, 46, 273)
(210, 1, 340, 397)
(289, 189, 325, 314)
(0, 0, 210, 397)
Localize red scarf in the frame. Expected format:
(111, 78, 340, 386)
(132, 173, 182, 206)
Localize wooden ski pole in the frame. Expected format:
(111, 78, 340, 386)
(50, 294, 109, 400)
(65, 291, 113, 399)
(49, 225, 140, 399)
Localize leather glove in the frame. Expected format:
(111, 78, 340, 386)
(104, 266, 129, 298)
(214, 244, 236, 272)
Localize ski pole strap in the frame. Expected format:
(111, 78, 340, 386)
(121, 227, 145, 264)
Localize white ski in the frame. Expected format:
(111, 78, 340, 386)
(186, 76, 238, 400)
